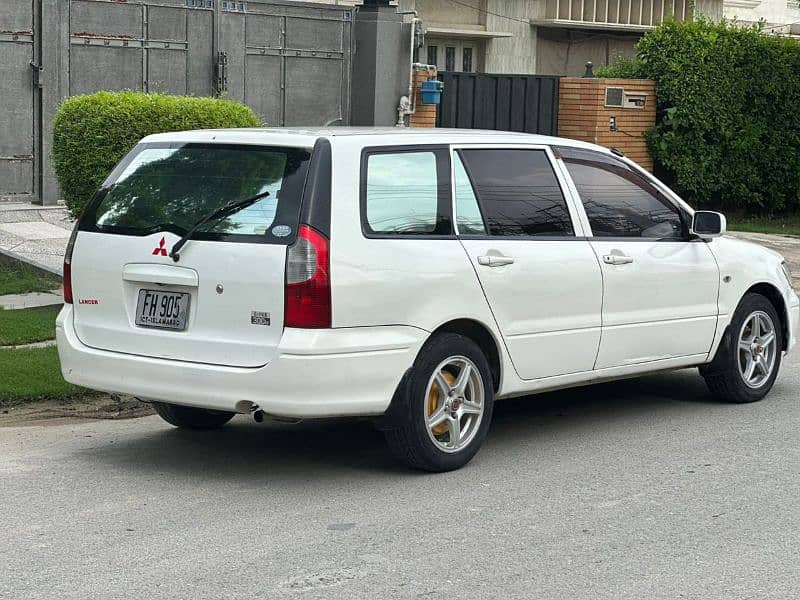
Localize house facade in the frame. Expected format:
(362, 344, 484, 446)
(723, 0, 800, 33)
(400, 0, 724, 76)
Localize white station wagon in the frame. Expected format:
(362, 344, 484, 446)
(57, 128, 799, 471)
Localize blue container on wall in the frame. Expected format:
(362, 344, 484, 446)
(420, 79, 444, 105)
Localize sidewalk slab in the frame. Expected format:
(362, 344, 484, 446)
(0, 222, 72, 240)
(0, 204, 72, 275)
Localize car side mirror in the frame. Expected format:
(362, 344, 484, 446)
(691, 211, 726, 240)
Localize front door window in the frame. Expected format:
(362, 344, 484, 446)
(559, 147, 687, 240)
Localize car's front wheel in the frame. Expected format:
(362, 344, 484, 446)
(701, 292, 783, 403)
(383, 333, 494, 472)
(151, 402, 235, 430)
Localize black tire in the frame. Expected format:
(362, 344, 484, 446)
(383, 333, 494, 472)
(151, 402, 235, 430)
(701, 293, 783, 403)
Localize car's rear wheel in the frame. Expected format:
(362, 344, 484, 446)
(701, 293, 783, 403)
(383, 333, 494, 472)
(151, 402, 235, 430)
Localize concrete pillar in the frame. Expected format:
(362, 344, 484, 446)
(558, 77, 656, 171)
(350, 4, 412, 126)
(39, 0, 70, 205)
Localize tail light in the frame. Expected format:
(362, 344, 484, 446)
(285, 225, 331, 328)
(63, 217, 82, 304)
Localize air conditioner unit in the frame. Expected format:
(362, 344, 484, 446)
(604, 87, 624, 108)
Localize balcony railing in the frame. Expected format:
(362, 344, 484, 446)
(533, 0, 694, 30)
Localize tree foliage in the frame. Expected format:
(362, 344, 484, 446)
(53, 91, 262, 217)
(601, 19, 800, 214)
(594, 56, 646, 79)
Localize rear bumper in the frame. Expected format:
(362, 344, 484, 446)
(56, 305, 427, 418)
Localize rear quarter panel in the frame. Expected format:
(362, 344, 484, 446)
(326, 137, 518, 393)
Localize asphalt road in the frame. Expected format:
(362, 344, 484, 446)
(2, 355, 799, 600)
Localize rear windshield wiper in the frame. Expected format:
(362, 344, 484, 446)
(169, 190, 271, 262)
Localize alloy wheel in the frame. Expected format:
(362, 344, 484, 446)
(738, 310, 778, 389)
(424, 356, 485, 453)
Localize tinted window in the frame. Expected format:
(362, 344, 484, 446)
(561, 148, 686, 239)
(82, 143, 310, 243)
(453, 153, 486, 235)
(363, 150, 450, 236)
(458, 149, 574, 237)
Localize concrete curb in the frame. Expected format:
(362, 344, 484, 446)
(2, 339, 58, 350)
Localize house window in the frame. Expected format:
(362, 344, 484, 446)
(462, 47, 473, 72)
(426, 45, 438, 67)
(445, 47, 456, 72)
(425, 39, 481, 72)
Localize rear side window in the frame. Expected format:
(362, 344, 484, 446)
(559, 147, 687, 240)
(81, 143, 311, 244)
(458, 149, 574, 237)
(362, 148, 452, 236)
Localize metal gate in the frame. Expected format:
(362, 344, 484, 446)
(68, 0, 214, 97)
(0, 0, 39, 202)
(0, 0, 353, 205)
(221, 2, 352, 126)
(437, 72, 560, 136)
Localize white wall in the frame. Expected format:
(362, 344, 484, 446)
(484, 0, 538, 73)
(723, 0, 800, 27)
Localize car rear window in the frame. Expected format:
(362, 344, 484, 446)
(80, 143, 312, 244)
(360, 146, 453, 237)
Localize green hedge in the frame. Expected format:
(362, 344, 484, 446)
(600, 19, 800, 214)
(53, 92, 262, 217)
(594, 56, 645, 79)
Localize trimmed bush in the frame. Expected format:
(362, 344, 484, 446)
(53, 91, 262, 216)
(601, 19, 800, 214)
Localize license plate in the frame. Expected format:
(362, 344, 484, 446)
(135, 289, 190, 331)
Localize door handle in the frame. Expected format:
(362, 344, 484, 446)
(602, 254, 634, 265)
(477, 255, 515, 267)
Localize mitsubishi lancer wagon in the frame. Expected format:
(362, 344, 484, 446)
(56, 128, 799, 471)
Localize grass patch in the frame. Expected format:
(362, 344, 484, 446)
(0, 345, 89, 405)
(0, 305, 60, 346)
(0, 260, 61, 296)
(727, 215, 800, 237)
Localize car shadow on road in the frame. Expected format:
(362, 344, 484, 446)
(83, 368, 720, 479)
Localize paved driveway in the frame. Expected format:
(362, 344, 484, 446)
(2, 354, 799, 599)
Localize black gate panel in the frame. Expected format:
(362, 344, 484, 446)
(437, 73, 560, 136)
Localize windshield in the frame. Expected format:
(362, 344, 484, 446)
(81, 143, 312, 244)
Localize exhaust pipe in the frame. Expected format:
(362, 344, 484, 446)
(251, 409, 302, 425)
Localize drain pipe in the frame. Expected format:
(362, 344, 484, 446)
(396, 12, 420, 127)
(396, 62, 437, 127)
